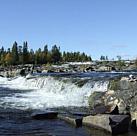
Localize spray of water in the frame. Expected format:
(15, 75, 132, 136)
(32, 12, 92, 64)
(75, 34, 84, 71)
(0, 76, 108, 110)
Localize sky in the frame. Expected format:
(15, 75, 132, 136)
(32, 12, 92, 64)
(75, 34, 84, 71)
(0, 0, 137, 60)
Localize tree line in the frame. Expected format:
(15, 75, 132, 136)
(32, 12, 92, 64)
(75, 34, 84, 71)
(0, 41, 92, 66)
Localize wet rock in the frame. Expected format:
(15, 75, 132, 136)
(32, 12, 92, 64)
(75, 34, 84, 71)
(69, 111, 90, 117)
(36, 69, 42, 73)
(92, 105, 109, 114)
(88, 92, 105, 110)
(58, 115, 82, 127)
(88, 90, 120, 115)
(110, 105, 119, 115)
(131, 120, 136, 131)
(83, 114, 130, 135)
(20, 69, 26, 76)
(101, 77, 137, 114)
(109, 115, 130, 135)
(131, 112, 137, 131)
(31, 111, 58, 119)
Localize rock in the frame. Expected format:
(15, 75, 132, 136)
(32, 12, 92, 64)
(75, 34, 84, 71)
(31, 111, 58, 119)
(103, 77, 137, 114)
(108, 79, 120, 91)
(110, 105, 119, 115)
(83, 114, 130, 135)
(36, 69, 42, 73)
(129, 75, 136, 80)
(58, 115, 82, 127)
(109, 115, 130, 135)
(131, 112, 137, 130)
(92, 105, 109, 114)
(0, 74, 4, 77)
(88, 92, 105, 109)
(131, 112, 137, 120)
(131, 120, 136, 131)
(20, 69, 26, 76)
(69, 112, 90, 117)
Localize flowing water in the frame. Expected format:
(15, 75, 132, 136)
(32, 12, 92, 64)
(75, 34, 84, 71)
(0, 72, 136, 136)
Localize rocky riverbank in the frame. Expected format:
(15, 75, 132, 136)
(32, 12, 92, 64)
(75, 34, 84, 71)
(88, 75, 137, 133)
(0, 59, 137, 77)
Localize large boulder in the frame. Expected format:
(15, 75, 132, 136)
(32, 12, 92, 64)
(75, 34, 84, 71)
(58, 115, 82, 127)
(88, 91, 119, 114)
(88, 76, 137, 114)
(88, 91, 105, 110)
(83, 114, 130, 135)
(106, 77, 137, 113)
(20, 69, 26, 76)
(131, 112, 137, 130)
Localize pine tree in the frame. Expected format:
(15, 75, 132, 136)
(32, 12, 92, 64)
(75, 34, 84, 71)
(23, 41, 29, 64)
(18, 46, 23, 64)
(28, 49, 34, 64)
(11, 41, 19, 65)
(51, 45, 61, 64)
(43, 45, 48, 64)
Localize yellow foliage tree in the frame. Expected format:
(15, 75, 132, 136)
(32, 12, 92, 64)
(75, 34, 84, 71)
(5, 53, 13, 65)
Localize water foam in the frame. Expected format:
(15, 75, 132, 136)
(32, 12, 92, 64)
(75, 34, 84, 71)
(0, 76, 108, 110)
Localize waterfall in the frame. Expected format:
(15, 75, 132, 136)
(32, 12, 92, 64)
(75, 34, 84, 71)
(0, 76, 108, 110)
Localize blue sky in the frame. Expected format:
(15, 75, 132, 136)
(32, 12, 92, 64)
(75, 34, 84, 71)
(0, 0, 137, 60)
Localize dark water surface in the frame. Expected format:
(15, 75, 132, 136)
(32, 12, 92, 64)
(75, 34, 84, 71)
(0, 108, 89, 136)
(0, 107, 136, 136)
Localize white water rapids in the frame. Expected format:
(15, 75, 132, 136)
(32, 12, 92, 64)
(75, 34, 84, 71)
(0, 76, 108, 110)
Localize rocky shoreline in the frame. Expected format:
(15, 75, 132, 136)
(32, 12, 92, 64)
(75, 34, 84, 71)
(88, 75, 137, 134)
(0, 60, 137, 78)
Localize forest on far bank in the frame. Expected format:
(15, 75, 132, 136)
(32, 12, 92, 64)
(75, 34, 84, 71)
(0, 41, 92, 66)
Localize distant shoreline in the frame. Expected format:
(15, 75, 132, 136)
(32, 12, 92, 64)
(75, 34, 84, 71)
(0, 59, 137, 77)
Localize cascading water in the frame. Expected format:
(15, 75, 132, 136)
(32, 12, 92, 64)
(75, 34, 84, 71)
(0, 76, 108, 110)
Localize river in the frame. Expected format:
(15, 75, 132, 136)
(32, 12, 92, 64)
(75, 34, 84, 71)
(0, 72, 136, 136)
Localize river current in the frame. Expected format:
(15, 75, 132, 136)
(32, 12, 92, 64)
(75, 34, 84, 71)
(0, 72, 136, 136)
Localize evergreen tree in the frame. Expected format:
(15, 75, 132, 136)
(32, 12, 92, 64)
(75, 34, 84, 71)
(51, 45, 61, 63)
(43, 45, 48, 64)
(18, 46, 23, 64)
(100, 55, 105, 61)
(11, 41, 19, 65)
(23, 41, 29, 64)
(106, 56, 108, 61)
(29, 49, 35, 64)
(0, 46, 5, 65)
(44, 45, 48, 54)
(0, 42, 92, 65)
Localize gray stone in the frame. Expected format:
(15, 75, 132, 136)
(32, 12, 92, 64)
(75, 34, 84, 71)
(109, 115, 130, 135)
(31, 111, 58, 119)
(88, 92, 105, 109)
(131, 120, 136, 131)
(83, 114, 130, 135)
(58, 115, 82, 127)
(103, 77, 137, 113)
